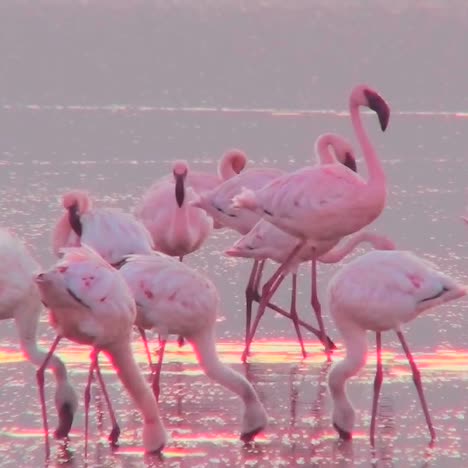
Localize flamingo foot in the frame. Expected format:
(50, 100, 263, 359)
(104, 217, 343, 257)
(108, 424, 121, 446)
(54, 403, 74, 439)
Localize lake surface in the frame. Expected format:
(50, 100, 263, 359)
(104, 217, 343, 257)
(0, 1, 467, 467)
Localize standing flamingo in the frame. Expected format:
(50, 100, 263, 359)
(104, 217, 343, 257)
(226, 227, 395, 360)
(327, 250, 466, 444)
(119, 253, 268, 442)
(135, 161, 214, 261)
(0, 229, 78, 451)
(233, 85, 390, 355)
(35, 246, 167, 457)
(53, 190, 154, 266)
(195, 133, 358, 353)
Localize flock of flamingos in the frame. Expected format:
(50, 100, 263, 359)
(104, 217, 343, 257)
(2, 84, 467, 459)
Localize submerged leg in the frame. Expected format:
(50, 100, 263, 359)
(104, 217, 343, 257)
(290, 274, 307, 358)
(310, 254, 331, 357)
(94, 355, 121, 446)
(370, 332, 383, 446)
(36, 335, 61, 460)
(152, 338, 167, 401)
(396, 331, 435, 442)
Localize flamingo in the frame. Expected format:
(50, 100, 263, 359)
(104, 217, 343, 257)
(327, 250, 466, 444)
(195, 133, 358, 353)
(226, 227, 395, 360)
(35, 246, 167, 457)
(118, 253, 269, 442)
(232, 85, 390, 355)
(0, 229, 78, 453)
(52, 190, 154, 266)
(135, 160, 214, 261)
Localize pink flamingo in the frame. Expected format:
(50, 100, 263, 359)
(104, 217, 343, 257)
(227, 227, 395, 360)
(0, 229, 78, 454)
(53, 190, 154, 266)
(35, 246, 167, 457)
(233, 85, 390, 355)
(119, 253, 268, 442)
(135, 161, 214, 261)
(327, 250, 466, 444)
(194, 134, 358, 353)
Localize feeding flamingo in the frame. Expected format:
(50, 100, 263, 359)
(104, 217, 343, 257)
(227, 227, 395, 360)
(327, 250, 466, 444)
(0, 229, 78, 453)
(119, 253, 268, 442)
(233, 84, 390, 355)
(35, 246, 167, 457)
(52, 190, 154, 266)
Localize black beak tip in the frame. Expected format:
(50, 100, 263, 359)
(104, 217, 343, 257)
(333, 422, 352, 441)
(54, 402, 74, 439)
(363, 89, 390, 132)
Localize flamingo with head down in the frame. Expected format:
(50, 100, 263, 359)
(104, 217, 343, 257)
(35, 246, 167, 457)
(0, 229, 78, 457)
(327, 249, 466, 444)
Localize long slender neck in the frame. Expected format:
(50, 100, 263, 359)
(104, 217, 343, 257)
(350, 102, 385, 187)
(104, 340, 162, 424)
(328, 325, 367, 432)
(315, 135, 337, 165)
(318, 231, 383, 264)
(52, 212, 75, 257)
(14, 287, 68, 382)
(189, 328, 261, 405)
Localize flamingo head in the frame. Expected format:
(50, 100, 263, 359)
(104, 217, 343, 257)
(62, 190, 91, 214)
(350, 84, 390, 132)
(172, 160, 189, 207)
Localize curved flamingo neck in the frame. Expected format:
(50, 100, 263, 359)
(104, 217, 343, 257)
(318, 231, 385, 264)
(350, 102, 385, 187)
(104, 341, 162, 424)
(315, 135, 338, 165)
(14, 290, 68, 382)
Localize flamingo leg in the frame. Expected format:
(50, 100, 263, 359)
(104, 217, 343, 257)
(176, 256, 186, 347)
(245, 260, 260, 347)
(370, 332, 383, 446)
(94, 354, 120, 446)
(138, 326, 153, 370)
(36, 335, 61, 460)
(310, 253, 331, 357)
(290, 274, 307, 358)
(396, 331, 435, 442)
(152, 338, 167, 401)
(84, 352, 97, 459)
(242, 273, 285, 362)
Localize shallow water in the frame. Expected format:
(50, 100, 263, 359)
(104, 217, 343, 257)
(1, 1, 468, 467)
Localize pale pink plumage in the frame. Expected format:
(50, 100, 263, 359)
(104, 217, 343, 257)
(52, 190, 154, 265)
(231, 85, 390, 357)
(328, 250, 466, 444)
(35, 246, 167, 455)
(119, 253, 268, 442)
(0, 229, 78, 455)
(232, 85, 389, 242)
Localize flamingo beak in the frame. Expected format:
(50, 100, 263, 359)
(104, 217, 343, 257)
(333, 422, 352, 441)
(35, 273, 46, 283)
(224, 247, 240, 257)
(364, 89, 390, 132)
(344, 152, 357, 173)
(174, 173, 185, 207)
